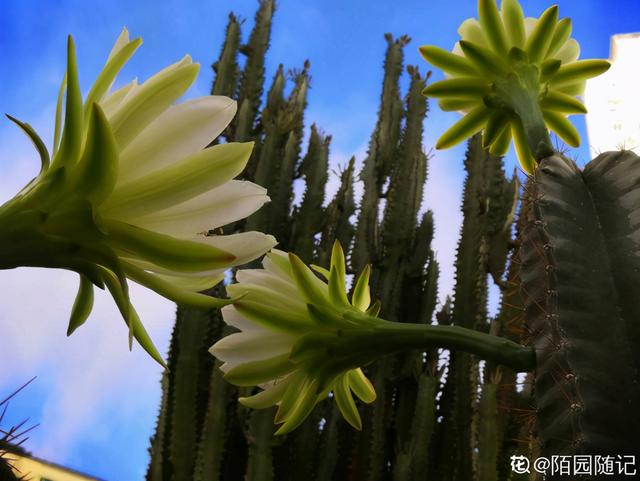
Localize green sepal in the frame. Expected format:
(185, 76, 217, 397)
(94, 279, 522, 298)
(53, 36, 83, 169)
(488, 124, 512, 156)
(234, 300, 312, 333)
(328, 241, 350, 307)
(511, 121, 536, 174)
(459, 40, 508, 77)
(5, 114, 50, 174)
(501, 0, 525, 47)
(540, 58, 562, 82)
(482, 112, 509, 148)
(418, 45, 477, 76)
(238, 380, 289, 409)
(223, 353, 295, 387)
(106, 219, 236, 272)
(436, 105, 490, 149)
(547, 17, 572, 58)
(541, 90, 587, 114)
(478, 0, 509, 54)
(438, 98, 481, 112)
(422, 78, 491, 99)
(334, 374, 362, 430)
(347, 369, 377, 403)
(550, 59, 611, 88)
(351, 264, 371, 311)
(365, 300, 382, 317)
(525, 5, 558, 64)
(75, 103, 119, 204)
(53, 72, 67, 156)
(83, 37, 142, 121)
(288, 253, 329, 306)
(543, 110, 580, 147)
(66, 275, 94, 336)
(274, 377, 319, 435)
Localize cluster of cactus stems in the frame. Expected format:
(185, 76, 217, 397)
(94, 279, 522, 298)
(146, 1, 640, 481)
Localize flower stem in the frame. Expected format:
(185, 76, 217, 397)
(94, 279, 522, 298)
(492, 64, 554, 161)
(342, 311, 535, 372)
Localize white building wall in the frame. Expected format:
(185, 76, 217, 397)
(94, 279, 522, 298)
(584, 33, 640, 157)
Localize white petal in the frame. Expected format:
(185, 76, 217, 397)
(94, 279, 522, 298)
(458, 18, 487, 47)
(523, 17, 538, 37)
(222, 305, 261, 332)
(101, 79, 138, 118)
(132, 180, 268, 236)
(121, 256, 227, 279)
(210, 329, 294, 364)
(556, 38, 580, 64)
(191, 231, 277, 267)
(118, 96, 237, 182)
(263, 249, 294, 281)
(109, 55, 199, 150)
(235, 269, 298, 298)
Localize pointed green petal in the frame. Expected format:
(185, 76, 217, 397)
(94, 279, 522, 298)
(511, 121, 537, 174)
(541, 90, 587, 114)
(540, 58, 562, 82)
(106, 219, 236, 272)
(224, 353, 295, 386)
(478, 0, 509, 54)
(75, 103, 118, 204)
(238, 379, 290, 409)
(347, 369, 377, 403)
(334, 375, 362, 430)
(6, 114, 50, 173)
(422, 78, 491, 99)
(543, 110, 580, 147)
(83, 37, 142, 121)
(501, 0, 525, 47)
(109, 56, 199, 149)
(288, 253, 329, 306)
(438, 98, 481, 112)
(546, 17, 572, 58)
(122, 261, 232, 308)
(53, 36, 83, 169)
(418, 45, 477, 76)
(67, 275, 94, 336)
(366, 300, 382, 317)
(275, 378, 319, 435)
(482, 112, 509, 149)
(489, 124, 512, 156)
(459, 40, 508, 77)
(551, 60, 611, 88)
(525, 5, 558, 64)
(328, 241, 349, 307)
(105, 142, 254, 219)
(310, 264, 331, 281)
(53, 72, 67, 156)
(351, 265, 371, 311)
(436, 105, 491, 150)
(555, 80, 586, 97)
(274, 372, 306, 424)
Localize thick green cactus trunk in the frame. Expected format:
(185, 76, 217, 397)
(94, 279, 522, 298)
(520, 151, 640, 460)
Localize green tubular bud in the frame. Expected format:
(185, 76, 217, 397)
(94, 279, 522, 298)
(542, 110, 581, 147)
(551, 59, 611, 88)
(436, 105, 491, 149)
(67, 275, 94, 336)
(479, 0, 509, 54)
(524, 5, 558, 64)
(459, 40, 508, 77)
(501, 0, 525, 47)
(422, 78, 491, 99)
(419, 45, 477, 76)
(541, 90, 587, 114)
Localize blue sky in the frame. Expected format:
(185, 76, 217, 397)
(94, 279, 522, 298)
(1, 1, 638, 479)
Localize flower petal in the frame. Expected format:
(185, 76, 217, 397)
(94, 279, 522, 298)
(133, 181, 268, 236)
(546, 18, 572, 58)
(222, 353, 295, 387)
(555, 38, 580, 64)
(104, 141, 254, 218)
(238, 377, 291, 409)
(108, 55, 199, 150)
(191, 231, 277, 267)
(211, 330, 294, 364)
(458, 18, 487, 46)
(118, 96, 237, 182)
